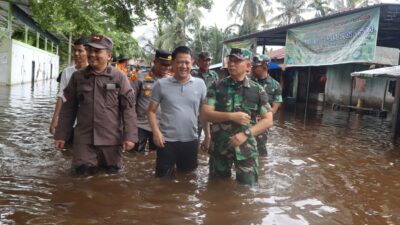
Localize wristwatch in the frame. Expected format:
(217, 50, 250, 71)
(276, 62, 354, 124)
(244, 128, 252, 137)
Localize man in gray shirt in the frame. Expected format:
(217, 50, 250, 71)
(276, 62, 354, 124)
(131, 50, 172, 152)
(147, 46, 209, 177)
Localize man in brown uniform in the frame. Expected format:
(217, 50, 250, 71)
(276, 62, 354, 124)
(54, 35, 138, 175)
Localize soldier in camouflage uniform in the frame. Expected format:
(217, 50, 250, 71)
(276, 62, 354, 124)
(202, 48, 273, 186)
(192, 51, 219, 144)
(192, 51, 219, 88)
(251, 54, 283, 157)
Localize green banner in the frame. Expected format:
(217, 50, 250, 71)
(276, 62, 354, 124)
(222, 38, 257, 67)
(284, 8, 380, 67)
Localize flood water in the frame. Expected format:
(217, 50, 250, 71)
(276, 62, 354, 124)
(1, 80, 400, 225)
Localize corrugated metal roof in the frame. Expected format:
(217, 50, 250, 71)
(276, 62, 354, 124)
(351, 65, 400, 78)
(0, 0, 66, 43)
(267, 48, 285, 59)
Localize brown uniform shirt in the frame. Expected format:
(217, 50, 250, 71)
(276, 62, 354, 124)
(54, 65, 138, 145)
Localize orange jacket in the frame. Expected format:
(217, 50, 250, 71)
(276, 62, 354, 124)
(116, 63, 129, 76)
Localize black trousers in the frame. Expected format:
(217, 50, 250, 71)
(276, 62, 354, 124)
(155, 140, 199, 177)
(133, 128, 157, 152)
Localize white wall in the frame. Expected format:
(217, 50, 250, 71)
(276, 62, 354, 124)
(10, 40, 59, 85)
(325, 64, 394, 108)
(0, 38, 12, 85)
(0, 38, 59, 86)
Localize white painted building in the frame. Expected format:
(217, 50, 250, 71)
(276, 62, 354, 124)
(0, 37, 59, 85)
(0, 1, 62, 86)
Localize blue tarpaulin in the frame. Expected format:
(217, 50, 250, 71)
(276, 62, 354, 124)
(268, 61, 280, 70)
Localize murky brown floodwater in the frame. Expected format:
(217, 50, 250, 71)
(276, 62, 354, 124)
(1, 80, 400, 225)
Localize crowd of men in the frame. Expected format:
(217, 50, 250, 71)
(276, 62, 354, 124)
(51, 34, 282, 186)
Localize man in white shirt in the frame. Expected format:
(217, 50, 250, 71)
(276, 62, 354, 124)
(50, 38, 89, 135)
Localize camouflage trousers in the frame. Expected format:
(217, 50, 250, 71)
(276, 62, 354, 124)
(256, 130, 269, 157)
(209, 151, 259, 186)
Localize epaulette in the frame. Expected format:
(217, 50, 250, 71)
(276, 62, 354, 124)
(129, 73, 138, 81)
(143, 74, 153, 81)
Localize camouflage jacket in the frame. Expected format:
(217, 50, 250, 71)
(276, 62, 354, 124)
(251, 75, 283, 104)
(191, 69, 219, 88)
(206, 76, 271, 160)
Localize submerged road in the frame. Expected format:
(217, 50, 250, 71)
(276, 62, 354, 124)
(1, 80, 400, 225)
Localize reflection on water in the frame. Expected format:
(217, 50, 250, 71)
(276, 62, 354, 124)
(1, 80, 400, 225)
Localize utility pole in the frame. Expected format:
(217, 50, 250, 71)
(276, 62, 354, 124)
(7, 2, 12, 38)
(68, 33, 72, 65)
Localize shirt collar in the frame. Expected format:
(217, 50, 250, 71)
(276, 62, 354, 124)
(170, 75, 194, 84)
(87, 65, 114, 77)
(254, 74, 271, 84)
(226, 76, 251, 88)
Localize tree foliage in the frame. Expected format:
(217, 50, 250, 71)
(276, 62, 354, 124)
(271, 0, 308, 26)
(332, 0, 379, 11)
(227, 0, 268, 35)
(153, 1, 203, 51)
(29, 0, 212, 61)
(190, 25, 224, 64)
(308, 0, 332, 18)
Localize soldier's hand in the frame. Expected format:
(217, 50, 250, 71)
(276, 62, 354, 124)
(122, 141, 135, 152)
(230, 112, 251, 125)
(153, 131, 165, 148)
(228, 132, 247, 148)
(54, 140, 65, 151)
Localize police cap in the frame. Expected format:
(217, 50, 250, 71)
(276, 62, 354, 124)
(155, 49, 172, 66)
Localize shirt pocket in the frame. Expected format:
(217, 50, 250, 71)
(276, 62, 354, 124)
(243, 90, 260, 122)
(77, 83, 93, 104)
(104, 88, 120, 107)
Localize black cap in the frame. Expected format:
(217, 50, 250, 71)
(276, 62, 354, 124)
(155, 49, 172, 65)
(199, 51, 212, 60)
(118, 55, 130, 62)
(86, 34, 113, 50)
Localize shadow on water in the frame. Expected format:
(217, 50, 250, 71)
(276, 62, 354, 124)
(1, 80, 400, 225)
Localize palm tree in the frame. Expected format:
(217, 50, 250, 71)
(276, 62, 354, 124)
(190, 25, 224, 63)
(155, 3, 203, 50)
(207, 26, 224, 63)
(227, 0, 269, 35)
(308, 0, 333, 17)
(346, 0, 362, 8)
(223, 24, 242, 39)
(270, 0, 308, 25)
(332, 0, 378, 11)
(190, 26, 207, 54)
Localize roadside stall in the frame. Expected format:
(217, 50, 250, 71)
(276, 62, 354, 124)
(351, 66, 400, 138)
